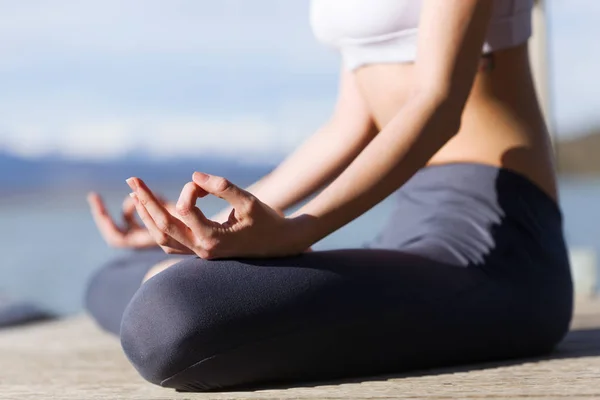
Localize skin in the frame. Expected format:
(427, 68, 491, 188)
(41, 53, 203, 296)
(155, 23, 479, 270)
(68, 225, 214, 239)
(87, 192, 173, 249)
(92, 0, 557, 272)
(142, 258, 184, 283)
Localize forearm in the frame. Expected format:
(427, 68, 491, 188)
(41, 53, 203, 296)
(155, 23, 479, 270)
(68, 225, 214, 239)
(287, 0, 492, 246)
(209, 115, 375, 225)
(248, 118, 376, 212)
(291, 92, 461, 246)
(245, 68, 375, 214)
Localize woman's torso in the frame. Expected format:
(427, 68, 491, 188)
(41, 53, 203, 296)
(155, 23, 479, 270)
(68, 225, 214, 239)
(311, 0, 558, 201)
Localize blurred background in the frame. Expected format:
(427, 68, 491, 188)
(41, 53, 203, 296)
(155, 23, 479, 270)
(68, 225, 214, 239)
(0, 0, 598, 317)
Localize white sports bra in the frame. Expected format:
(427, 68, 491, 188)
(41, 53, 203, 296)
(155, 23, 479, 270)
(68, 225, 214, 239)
(310, 0, 534, 70)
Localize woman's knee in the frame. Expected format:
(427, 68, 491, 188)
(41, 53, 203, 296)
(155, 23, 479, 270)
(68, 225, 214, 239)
(120, 257, 313, 390)
(120, 260, 217, 386)
(85, 250, 171, 334)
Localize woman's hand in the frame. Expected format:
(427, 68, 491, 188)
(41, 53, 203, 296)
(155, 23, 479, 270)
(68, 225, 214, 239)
(87, 191, 176, 249)
(126, 172, 310, 259)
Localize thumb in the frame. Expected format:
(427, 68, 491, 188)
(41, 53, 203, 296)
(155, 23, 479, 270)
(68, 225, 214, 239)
(192, 172, 253, 213)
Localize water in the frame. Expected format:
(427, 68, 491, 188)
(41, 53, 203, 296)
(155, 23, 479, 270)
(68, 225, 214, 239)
(1, 177, 599, 316)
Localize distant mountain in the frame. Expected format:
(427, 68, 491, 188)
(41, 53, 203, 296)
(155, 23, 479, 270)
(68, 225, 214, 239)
(1, 129, 598, 196)
(0, 151, 277, 195)
(557, 130, 600, 175)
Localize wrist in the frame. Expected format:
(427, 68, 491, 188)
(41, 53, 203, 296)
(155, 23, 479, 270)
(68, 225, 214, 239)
(248, 175, 287, 212)
(285, 213, 319, 253)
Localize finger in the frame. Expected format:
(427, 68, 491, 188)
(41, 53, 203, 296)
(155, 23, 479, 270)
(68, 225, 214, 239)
(164, 202, 178, 215)
(87, 192, 127, 246)
(129, 193, 192, 252)
(176, 182, 214, 237)
(124, 190, 170, 227)
(127, 179, 196, 247)
(122, 195, 140, 228)
(192, 172, 253, 213)
(126, 177, 173, 228)
(186, 179, 209, 199)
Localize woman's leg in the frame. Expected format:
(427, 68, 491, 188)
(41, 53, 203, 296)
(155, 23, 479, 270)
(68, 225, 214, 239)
(120, 249, 572, 391)
(85, 249, 182, 335)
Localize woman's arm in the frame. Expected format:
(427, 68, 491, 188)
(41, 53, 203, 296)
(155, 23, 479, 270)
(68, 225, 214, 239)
(213, 67, 376, 221)
(124, 0, 496, 260)
(290, 0, 494, 245)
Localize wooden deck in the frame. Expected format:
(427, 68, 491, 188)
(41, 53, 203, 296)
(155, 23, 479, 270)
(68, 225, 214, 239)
(0, 300, 598, 400)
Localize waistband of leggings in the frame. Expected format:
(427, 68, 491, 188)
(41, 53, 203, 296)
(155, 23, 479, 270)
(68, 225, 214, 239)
(399, 162, 563, 222)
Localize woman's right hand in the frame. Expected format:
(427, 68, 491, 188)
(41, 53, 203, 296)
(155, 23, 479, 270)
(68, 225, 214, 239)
(87, 192, 175, 249)
(210, 207, 313, 252)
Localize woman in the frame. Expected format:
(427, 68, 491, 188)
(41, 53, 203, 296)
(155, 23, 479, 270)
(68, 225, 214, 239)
(86, 0, 573, 392)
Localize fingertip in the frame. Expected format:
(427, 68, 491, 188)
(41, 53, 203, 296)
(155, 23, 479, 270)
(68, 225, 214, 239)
(192, 171, 210, 183)
(136, 178, 152, 193)
(129, 192, 139, 205)
(87, 194, 104, 211)
(125, 177, 137, 191)
(175, 186, 192, 213)
(183, 181, 197, 191)
(174, 201, 187, 216)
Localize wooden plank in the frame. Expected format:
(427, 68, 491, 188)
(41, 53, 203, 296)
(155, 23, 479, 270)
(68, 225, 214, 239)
(0, 301, 598, 400)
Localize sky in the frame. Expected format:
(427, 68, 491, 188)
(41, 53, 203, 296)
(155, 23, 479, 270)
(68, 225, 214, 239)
(0, 0, 599, 161)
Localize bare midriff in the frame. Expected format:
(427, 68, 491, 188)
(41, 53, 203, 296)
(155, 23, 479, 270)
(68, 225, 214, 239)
(354, 43, 558, 202)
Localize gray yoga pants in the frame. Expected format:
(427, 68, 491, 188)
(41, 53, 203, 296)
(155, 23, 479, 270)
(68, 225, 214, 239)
(85, 163, 573, 391)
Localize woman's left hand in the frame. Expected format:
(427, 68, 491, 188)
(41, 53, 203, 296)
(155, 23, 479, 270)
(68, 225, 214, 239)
(126, 172, 308, 259)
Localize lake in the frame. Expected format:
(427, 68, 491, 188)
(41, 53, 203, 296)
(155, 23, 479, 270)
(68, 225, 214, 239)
(1, 176, 599, 316)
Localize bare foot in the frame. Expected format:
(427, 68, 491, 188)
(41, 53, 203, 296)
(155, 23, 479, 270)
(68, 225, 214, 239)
(142, 258, 185, 283)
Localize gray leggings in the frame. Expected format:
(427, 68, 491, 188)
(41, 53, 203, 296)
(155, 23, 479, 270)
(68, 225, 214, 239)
(85, 163, 573, 391)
